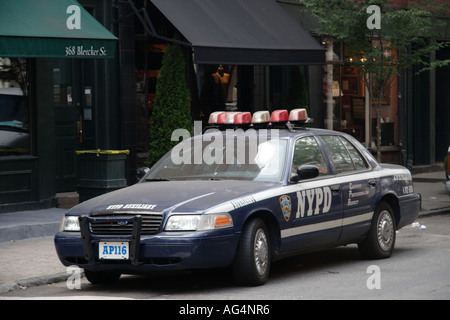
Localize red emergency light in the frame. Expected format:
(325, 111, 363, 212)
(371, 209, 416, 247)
(270, 110, 289, 124)
(233, 112, 252, 125)
(208, 111, 226, 125)
(225, 112, 240, 124)
(216, 112, 229, 124)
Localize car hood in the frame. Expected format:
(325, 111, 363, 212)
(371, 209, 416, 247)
(67, 180, 278, 215)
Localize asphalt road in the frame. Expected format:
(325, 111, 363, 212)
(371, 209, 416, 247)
(1, 214, 449, 302)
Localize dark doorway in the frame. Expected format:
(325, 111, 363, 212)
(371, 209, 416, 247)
(53, 59, 96, 192)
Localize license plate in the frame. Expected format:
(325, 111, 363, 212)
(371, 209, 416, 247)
(99, 242, 129, 260)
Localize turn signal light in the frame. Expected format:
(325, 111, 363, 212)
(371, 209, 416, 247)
(215, 216, 233, 227)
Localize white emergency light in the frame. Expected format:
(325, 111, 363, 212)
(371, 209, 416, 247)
(288, 108, 309, 125)
(252, 111, 270, 126)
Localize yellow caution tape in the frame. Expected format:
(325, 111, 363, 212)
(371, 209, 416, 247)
(75, 149, 130, 157)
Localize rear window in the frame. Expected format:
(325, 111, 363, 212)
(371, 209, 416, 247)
(320, 135, 368, 174)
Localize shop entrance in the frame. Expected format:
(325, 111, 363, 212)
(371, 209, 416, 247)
(54, 59, 96, 192)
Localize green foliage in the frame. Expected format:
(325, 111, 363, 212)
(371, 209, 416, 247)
(148, 44, 192, 167)
(298, 0, 450, 160)
(298, 0, 449, 75)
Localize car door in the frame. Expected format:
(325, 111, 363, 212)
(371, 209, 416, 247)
(281, 136, 344, 252)
(319, 135, 378, 242)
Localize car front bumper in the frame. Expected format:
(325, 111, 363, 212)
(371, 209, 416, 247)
(54, 228, 240, 274)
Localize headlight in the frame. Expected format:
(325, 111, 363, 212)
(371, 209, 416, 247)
(59, 216, 80, 232)
(165, 213, 233, 231)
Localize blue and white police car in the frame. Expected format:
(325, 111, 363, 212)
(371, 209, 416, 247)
(55, 109, 420, 286)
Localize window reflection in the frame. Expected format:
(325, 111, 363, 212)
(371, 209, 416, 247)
(0, 58, 30, 156)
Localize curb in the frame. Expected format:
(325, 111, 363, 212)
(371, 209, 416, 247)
(419, 207, 450, 217)
(0, 272, 72, 294)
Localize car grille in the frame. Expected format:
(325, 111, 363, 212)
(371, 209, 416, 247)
(89, 211, 164, 236)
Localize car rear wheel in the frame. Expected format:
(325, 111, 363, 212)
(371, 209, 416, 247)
(232, 218, 271, 286)
(358, 202, 396, 259)
(84, 269, 121, 284)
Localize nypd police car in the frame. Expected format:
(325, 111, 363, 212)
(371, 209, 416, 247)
(54, 109, 420, 286)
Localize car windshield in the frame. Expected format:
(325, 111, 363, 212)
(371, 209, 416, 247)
(146, 135, 287, 182)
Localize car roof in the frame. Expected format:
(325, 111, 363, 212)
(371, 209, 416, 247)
(198, 125, 380, 170)
(200, 125, 349, 140)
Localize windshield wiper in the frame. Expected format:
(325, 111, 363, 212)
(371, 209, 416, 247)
(146, 178, 171, 181)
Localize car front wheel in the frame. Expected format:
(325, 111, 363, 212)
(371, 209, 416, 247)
(232, 218, 271, 286)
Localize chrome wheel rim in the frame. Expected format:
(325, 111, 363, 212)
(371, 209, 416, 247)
(254, 228, 269, 276)
(377, 210, 394, 252)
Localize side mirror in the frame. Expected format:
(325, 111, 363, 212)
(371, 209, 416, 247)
(136, 167, 150, 181)
(291, 165, 319, 183)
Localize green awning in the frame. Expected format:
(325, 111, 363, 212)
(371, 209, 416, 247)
(0, 0, 117, 59)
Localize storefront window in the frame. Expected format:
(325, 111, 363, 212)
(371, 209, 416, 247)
(336, 44, 398, 151)
(199, 64, 238, 114)
(0, 58, 30, 156)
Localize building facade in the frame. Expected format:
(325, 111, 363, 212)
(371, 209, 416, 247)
(0, 0, 325, 212)
(0, 0, 119, 212)
(1, 0, 448, 213)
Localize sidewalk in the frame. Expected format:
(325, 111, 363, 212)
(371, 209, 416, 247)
(0, 208, 68, 293)
(413, 171, 450, 215)
(1, 172, 449, 294)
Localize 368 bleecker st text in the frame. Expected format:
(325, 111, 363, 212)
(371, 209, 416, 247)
(65, 45, 108, 57)
(179, 304, 270, 317)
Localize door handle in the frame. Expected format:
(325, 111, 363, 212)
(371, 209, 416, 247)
(331, 185, 341, 194)
(77, 115, 83, 143)
(368, 179, 377, 187)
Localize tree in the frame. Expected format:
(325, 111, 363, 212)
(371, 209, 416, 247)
(148, 43, 192, 166)
(298, 0, 449, 160)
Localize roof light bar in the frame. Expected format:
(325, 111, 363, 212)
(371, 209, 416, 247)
(207, 108, 311, 130)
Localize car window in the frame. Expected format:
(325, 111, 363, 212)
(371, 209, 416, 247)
(292, 136, 328, 176)
(320, 135, 368, 173)
(339, 136, 368, 170)
(146, 136, 288, 183)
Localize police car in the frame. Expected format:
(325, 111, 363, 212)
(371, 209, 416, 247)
(54, 109, 420, 286)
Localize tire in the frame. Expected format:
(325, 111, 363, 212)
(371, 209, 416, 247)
(232, 218, 271, 286)
(358, 202, 396, 259)
(84, 269, 121, 284)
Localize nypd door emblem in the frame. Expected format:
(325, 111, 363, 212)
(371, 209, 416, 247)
(279, 195, 292, 222)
